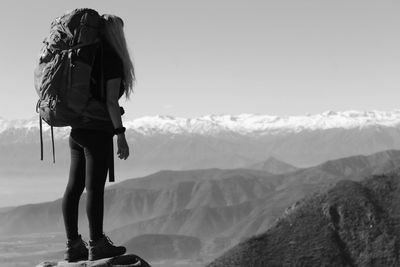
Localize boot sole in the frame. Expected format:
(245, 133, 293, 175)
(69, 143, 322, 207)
(65, 255, 89, 262)
(88, 250, 126, 261)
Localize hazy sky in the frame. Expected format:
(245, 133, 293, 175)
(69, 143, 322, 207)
(1, 0, 399, 120)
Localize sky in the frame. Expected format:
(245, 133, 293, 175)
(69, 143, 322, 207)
(0, 0, 399, 120)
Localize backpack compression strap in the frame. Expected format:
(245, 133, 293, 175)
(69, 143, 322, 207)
(108, 139, 115, 182)
(51, 125, 55, 164)
(66, 39, 101, 52)
(38, 115, 56, 164)
(100, 42, 115, 183)
(39, 115, 43, 161)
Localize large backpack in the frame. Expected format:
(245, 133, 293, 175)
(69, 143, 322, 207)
(34, 8, 107, 163)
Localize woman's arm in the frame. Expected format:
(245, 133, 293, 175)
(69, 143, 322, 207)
(106, 78, 129, 160)
(106, 78, 123, 129)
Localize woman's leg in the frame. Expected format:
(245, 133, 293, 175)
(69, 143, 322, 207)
(62, 135, 86, 241)
(82, 131, 111, 241)
(71, 129, 126, 260)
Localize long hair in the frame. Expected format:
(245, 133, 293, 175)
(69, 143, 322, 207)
(101, 14, 136, 98)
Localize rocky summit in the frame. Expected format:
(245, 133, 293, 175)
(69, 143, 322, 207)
(208, 170, 400, 267)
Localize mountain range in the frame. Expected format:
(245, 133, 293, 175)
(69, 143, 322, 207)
(2, 149, 400, 264)
(2, 110, 400, 186)
(4, 110, 400, 135)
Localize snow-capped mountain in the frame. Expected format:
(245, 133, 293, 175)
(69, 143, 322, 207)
(2, 109, 400, 183)
(2, 109, 400, 207)
(2, 109, 400, 138)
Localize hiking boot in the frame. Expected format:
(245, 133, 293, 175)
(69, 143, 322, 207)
(88, 234, 126, 261)
(64, 235, 88, 262)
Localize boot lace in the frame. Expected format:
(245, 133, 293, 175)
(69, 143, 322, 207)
(104, 234, 114, 245)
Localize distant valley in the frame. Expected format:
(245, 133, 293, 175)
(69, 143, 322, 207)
(2, 149, 400, 266)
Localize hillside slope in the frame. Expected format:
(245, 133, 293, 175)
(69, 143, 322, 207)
(208, 171, 400, 266)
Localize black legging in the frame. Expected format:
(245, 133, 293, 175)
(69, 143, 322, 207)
(62, 128, 112, 241)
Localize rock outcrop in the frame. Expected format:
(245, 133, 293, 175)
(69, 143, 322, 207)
(208, 171, 400, 266)
(36, 254, 151, 267)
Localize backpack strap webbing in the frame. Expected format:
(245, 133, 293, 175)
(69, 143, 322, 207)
(108, 138, 115, 182)
(100, 40, 105, 100)
(51, 125, 55, 164)
(102, 42, 115, 183)
(38, 114, 56, 164)
(97, 40, 114, 182)
(39, 115, 43, 161)
(66, 39, 101, 52)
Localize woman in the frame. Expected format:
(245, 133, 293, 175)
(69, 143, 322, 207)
(62, 14, 136, 262)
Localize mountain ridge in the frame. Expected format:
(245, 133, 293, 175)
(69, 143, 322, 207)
(3, 109, 400, 137)
(247, 156, 300, 174)
(208, 172, 400, 266)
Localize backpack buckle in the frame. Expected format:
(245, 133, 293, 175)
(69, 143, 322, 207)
(49, 96, 58, 111)
(36, 99, 41, 113)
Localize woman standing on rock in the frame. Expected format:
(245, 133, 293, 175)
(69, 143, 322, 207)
(62, 13, 135, 262)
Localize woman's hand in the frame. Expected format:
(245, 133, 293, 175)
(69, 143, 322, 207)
(117, 133, 129, 160)
(105, 78, 130, 160)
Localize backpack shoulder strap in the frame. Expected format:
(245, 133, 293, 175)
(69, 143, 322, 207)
(100, 40, 105, 101)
